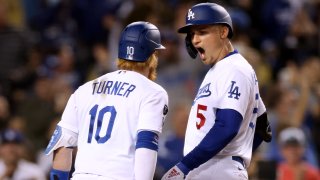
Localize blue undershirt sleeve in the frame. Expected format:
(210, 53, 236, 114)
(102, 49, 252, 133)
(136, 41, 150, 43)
(50, 168, 69, 180)
(136, 130, 159, 151)
(180, 108, 243, 173)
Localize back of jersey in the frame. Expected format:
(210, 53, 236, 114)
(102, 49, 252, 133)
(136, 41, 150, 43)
(58, 70, 168, 179)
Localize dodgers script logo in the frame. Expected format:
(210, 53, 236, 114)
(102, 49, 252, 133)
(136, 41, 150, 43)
(187, 9, 195, 20)
(194, 83, 211, 103)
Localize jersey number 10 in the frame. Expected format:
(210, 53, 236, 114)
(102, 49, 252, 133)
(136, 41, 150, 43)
(87, 105, 117, 144)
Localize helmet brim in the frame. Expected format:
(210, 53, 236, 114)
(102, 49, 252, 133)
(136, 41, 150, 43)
(156, 44, 166, 49)
(178, 23, 233, 38)
(177, 25, 192, 33)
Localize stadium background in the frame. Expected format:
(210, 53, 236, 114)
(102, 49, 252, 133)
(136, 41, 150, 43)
(0, 0, 319, 179)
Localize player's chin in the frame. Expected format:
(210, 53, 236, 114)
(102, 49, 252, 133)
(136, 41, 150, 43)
(202, 58, 211, 65)
(199, 53, 211, 65)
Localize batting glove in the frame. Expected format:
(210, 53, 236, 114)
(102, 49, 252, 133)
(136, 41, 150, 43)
(161, 163, 189, 180)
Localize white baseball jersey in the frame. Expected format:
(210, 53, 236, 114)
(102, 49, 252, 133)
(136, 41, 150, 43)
(58, 70, 168, 179)
(184, 52, 266, 168)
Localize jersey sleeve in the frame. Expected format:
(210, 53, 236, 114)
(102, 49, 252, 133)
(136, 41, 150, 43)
(215, 69, 251, 117)
(137, 90, 169, 133)
(257, 95, 267, 116)
(58, 93, 78, 133)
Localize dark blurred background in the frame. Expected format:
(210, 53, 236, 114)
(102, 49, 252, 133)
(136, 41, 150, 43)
(0, 0, 319, 179)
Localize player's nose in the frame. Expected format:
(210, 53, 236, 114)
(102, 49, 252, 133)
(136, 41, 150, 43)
(192, 34, 201, 46)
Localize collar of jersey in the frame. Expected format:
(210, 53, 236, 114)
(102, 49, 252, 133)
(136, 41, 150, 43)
(224, 49, 238, 59)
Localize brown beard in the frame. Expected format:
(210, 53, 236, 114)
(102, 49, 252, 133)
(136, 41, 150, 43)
(148, 54, 158, 81)
(148, 66, 157, 81)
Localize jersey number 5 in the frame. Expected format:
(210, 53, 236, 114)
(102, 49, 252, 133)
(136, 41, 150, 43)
(196, 104, 207, 129)
(87, 105, 117, 144)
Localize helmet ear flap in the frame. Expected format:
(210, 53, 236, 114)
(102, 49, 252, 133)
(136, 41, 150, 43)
(185, 34, 198, 59)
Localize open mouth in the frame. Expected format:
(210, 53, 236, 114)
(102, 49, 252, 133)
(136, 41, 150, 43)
(197, 47, 205, 60)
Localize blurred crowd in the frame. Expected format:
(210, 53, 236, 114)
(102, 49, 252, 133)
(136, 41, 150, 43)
(0, 0, 319, 179)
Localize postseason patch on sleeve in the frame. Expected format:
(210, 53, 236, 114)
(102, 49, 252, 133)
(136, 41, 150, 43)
(45, 126, 62, 155)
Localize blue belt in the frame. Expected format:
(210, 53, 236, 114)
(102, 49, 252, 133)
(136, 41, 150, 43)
(232, 156, 245, 168)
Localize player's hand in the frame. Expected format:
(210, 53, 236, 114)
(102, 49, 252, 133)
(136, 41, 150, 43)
(161, 165, 185, 180)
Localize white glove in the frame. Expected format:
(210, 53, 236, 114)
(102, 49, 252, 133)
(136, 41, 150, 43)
(161, 165, 185, 180)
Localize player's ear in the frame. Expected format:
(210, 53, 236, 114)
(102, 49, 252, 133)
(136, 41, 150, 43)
(220, 26, 228, 39)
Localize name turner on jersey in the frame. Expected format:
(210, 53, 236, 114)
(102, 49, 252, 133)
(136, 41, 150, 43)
(92, 79, 136, 97)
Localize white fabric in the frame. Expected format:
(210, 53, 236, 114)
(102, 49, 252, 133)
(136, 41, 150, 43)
(45, 126, 78, 155)
(134, 148, 157, 180)
(58, 70, 168, 179)
(183, 53, 266, 175)
(0, 159, 46, 180)
(72, 174, 116, 180)
(186, 155, 248, 180)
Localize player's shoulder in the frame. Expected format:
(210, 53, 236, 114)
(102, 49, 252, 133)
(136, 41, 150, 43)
(147, 79, 167, 93)
(223, 51, 250, 66)
(140, 80, 168, 102)
(212, 53, 254, 84)
(74, 72, 115, 94)
(222, 53, 253, 74)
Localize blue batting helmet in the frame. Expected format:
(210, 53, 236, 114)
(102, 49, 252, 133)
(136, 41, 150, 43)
(178, 3, 233, 38)
(118, 21, 165, 62)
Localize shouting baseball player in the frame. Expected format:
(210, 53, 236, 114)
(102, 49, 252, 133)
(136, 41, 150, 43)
(45, 21, 169, 180)
(162, 3, 272, 180)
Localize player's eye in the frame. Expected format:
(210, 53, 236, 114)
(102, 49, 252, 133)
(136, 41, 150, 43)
(198, 30, 208, 35)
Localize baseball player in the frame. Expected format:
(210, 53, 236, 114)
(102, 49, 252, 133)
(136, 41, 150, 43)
(45, 21, 169, 180)
(162, 3, 272, 180)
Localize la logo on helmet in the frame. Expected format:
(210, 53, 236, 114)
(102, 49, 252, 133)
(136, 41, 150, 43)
(188, 9, 195, 20)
